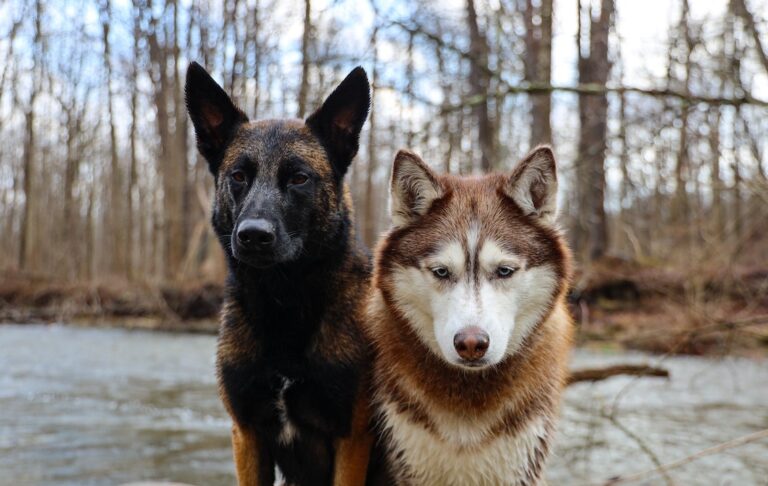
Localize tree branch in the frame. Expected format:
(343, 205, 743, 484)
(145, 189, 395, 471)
(567, 364, 670, 385)
(442, 82, 768, 113)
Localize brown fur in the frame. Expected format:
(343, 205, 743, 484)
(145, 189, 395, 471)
(365, 148, 574, 485)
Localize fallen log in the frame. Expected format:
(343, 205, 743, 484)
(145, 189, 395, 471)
(567, 364, 670, 385)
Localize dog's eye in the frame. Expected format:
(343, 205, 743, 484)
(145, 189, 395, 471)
(431, 267, 451, 280)
(496, 266, 517, 278)
(231, 170, 247, 184)
(289, 173, 309, 186)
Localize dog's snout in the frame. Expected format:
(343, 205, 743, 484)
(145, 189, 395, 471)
(453, 327, 490, 362)
(237, 219, 276, 249)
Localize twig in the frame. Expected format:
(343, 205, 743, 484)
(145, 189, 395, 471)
(443, 83, 768, 112)
(604, 428, 768, 485)
(603, 414, 676, 486)
(567, 365, 670, 385)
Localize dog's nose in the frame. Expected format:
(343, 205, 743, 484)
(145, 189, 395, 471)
(453, 327, 490, 361)
(236, 219, 276, 249)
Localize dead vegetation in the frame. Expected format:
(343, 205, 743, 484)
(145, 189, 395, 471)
(570, 256, 768, 356)
(0, 270, 220, 332)
(3, 255, 767, 357)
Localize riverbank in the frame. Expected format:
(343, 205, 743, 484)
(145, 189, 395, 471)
(2, 258, 767, 356)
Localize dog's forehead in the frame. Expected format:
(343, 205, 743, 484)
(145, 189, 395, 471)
(220, 119, 331, 176)
(393, 175, 559, 268)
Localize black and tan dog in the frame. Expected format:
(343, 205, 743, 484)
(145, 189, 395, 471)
(185, 63, 372, 486)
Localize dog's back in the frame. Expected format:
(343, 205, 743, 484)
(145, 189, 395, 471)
(366, 147, 573, 485)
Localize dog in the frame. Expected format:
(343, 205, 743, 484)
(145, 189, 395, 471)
(185, 62, 373, 486)
(365, 146, 573, 485)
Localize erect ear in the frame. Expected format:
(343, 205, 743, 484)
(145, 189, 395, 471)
(390, 150, 444, 228)
(305, 67, 370, 178)
(185, 62, 248, 175)
(504, 145, 558, 224)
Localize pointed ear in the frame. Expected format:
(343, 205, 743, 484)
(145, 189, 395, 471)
(305, 67, 370, 178)
(504, 145, 558, 224)
(185, 62, 248, 175)
(390, 150, 444, 228)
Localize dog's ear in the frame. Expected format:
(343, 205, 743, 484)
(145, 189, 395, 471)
(390, 150, 444, 228)
(185, 62, 248, 175)
(504, 145, 558, 224)
(306, 67, 370, 178)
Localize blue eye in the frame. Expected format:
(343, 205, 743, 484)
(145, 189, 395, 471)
(431, 267, 451, 280)
(496, 266, 517, 278)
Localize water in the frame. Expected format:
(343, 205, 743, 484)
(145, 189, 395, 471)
(0, 325, 766, 486)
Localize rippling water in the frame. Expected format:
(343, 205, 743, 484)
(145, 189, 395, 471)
(1, 324, 766, 485)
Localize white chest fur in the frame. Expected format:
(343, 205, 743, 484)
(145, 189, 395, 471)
(380, 399, 550, 486)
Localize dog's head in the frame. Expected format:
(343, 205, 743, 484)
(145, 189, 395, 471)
(185, 63, 370, 268)
(376, 147, 569, 370)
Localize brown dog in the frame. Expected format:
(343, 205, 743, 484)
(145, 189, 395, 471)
(366, 147, 573, 485)
(185, 62, 373, 485)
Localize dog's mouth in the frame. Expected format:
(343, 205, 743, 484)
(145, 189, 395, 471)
(453, 358, 492, 370)
(230, 236, 303, 269)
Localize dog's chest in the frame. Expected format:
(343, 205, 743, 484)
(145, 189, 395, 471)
(274, 375, 299, 445)
(380, 399, 550, 486)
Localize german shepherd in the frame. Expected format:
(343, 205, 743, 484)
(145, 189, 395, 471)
(185, 63, 372, 486)
(365, 147, 573, 485)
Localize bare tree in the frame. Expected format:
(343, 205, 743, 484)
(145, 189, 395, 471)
(19, 0, 44, 271)
(575, 0, 614, 260)
(297, 0, 313, 118)
(466, 0, 496, 171)
(522, 0, 553, 145)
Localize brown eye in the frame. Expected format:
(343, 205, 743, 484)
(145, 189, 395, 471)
(289, 173, 309, 186)
(231, 170, 246, 184)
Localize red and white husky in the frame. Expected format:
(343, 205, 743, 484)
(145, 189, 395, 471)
(365, 146, 573, 486)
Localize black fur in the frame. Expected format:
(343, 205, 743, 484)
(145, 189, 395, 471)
(306, 66, 371, 180)
(185, 62, 249, 175)
(185, 63, 372, 485)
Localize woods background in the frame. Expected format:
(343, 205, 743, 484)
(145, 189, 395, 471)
(1, 0, 767, 344)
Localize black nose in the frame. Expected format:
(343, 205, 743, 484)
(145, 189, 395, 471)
(236, 219, 276, 249)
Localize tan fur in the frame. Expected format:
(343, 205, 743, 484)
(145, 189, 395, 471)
(333, 391, 375, 486)
(231, 424, 265, 486)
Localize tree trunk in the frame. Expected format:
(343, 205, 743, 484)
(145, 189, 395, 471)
(19, 0, 44, 271)
(522, 0, 553, 145)
(672, 0, 692, 229)
(466, 0, 495, 171)
(297, 0, 312, 118)
(100, 0, 127, 277)
(576, 0, 613, 260)
(363, 24, 379, 247)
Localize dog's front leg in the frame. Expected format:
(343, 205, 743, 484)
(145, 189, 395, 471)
(231, 423, 274, 486)
(332, 393, 373, 486)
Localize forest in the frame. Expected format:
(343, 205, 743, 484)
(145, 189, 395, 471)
(1, 0, 768, 484)
(1, 0, 767, 347)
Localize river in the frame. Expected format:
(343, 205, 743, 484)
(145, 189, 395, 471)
(1, 324, 766, 485)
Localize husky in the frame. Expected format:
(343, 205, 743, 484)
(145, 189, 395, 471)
(185, 63, 373, 486)
(365, 146, 573, 485)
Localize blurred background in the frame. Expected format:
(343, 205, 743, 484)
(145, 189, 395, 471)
(0, 0, 767, 485)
